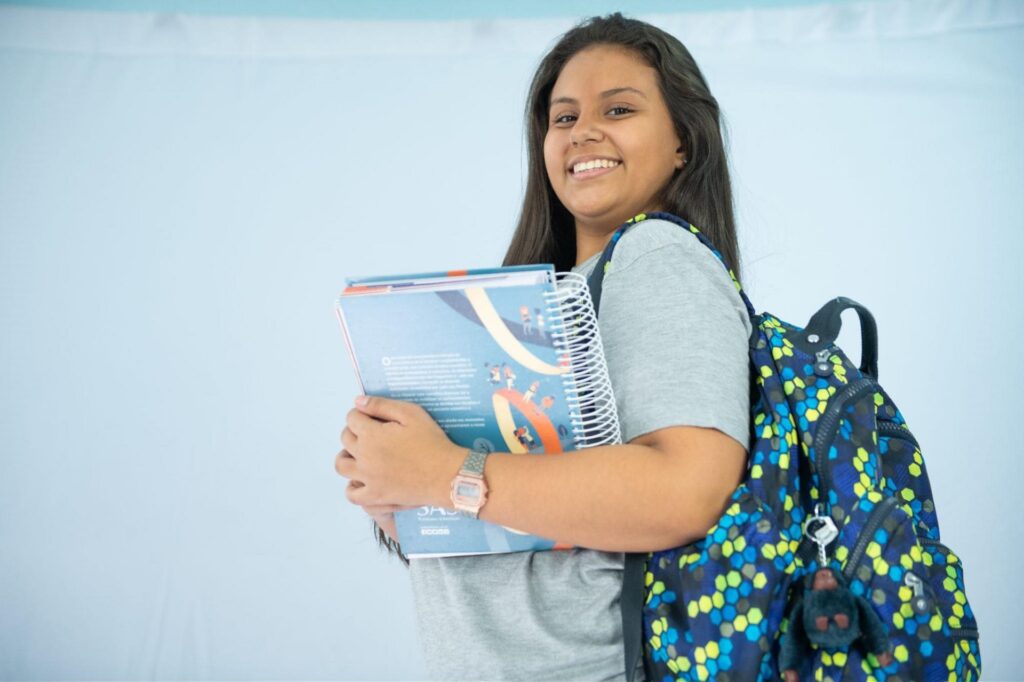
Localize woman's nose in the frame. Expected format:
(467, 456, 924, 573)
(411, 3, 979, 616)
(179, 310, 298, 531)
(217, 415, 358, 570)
(570, 112, 604, 147)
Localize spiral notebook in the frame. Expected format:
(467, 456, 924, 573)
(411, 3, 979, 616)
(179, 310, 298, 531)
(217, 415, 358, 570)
(335, 263, 621, 558)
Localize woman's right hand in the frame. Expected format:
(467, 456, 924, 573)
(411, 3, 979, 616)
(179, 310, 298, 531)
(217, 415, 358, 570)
(348, 480, 404, 543)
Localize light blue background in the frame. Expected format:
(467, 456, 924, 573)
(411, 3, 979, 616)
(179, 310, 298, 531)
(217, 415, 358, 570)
(1, 0, 1021, 679)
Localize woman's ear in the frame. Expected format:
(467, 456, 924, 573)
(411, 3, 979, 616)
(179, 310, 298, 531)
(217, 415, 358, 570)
(675, 145, 686, 169)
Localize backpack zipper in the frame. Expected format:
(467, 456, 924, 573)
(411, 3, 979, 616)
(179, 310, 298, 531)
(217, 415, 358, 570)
(951, 626, 980, 639)
(842, 495, 900, 584)
(878, 420, 920, 449)
(813, 377, 877, 495)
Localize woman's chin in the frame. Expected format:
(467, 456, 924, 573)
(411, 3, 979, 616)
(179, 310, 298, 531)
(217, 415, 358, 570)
(568, 205, 644, 231)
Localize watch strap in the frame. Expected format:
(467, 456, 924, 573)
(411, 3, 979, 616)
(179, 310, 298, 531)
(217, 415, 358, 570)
(460, 447, 489, 476)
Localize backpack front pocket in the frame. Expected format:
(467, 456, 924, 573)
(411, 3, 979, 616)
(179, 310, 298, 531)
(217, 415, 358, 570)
(821, 496, 981, 681)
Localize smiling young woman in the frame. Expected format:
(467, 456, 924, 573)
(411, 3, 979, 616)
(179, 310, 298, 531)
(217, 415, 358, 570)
(335, 13, 750, 682)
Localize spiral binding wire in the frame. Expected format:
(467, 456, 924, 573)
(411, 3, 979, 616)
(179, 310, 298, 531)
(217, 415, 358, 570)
(541, 271, 622, 449)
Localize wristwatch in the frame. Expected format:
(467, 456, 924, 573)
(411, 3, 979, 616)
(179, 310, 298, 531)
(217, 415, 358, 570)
(450, 447, 490, 518)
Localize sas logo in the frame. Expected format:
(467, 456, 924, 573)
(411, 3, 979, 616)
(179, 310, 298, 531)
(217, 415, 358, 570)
(417, 506, 460, 517)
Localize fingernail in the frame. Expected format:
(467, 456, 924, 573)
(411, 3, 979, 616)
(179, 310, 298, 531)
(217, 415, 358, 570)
(355, 395, 368, 406)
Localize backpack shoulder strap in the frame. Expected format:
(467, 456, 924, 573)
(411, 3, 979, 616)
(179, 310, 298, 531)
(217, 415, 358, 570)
(622, 552, 645, 682)
(586, 211, 756, 321)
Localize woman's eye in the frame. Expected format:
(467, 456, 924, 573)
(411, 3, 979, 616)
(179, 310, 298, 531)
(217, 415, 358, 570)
(608, 106, 634, 116)
(552, 113, 577, 125)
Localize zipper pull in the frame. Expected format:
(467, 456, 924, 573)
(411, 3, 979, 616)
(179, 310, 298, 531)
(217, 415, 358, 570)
(904, 571, 933, 615)
(804, 504, 839, 566)
(814, 348, 833, 377)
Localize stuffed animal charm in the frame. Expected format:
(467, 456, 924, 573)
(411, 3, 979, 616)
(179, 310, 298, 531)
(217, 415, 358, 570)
(779, 567, 894, 681)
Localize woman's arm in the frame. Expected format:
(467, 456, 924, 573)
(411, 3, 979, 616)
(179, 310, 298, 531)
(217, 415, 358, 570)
(475, 423, 746, 552)
(336, 396, 746, 554)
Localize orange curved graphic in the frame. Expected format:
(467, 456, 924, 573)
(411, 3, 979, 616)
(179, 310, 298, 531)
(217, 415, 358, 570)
(492, 388, 563, 454)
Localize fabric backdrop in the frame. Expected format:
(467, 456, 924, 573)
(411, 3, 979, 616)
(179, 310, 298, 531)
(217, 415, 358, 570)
(1, 0, 1021, 679)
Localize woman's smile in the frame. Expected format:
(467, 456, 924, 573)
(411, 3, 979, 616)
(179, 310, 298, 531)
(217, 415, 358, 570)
(568, 156, 622, 180)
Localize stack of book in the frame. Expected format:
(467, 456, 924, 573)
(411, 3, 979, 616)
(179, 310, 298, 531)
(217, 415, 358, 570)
(336, 264, 620, 558)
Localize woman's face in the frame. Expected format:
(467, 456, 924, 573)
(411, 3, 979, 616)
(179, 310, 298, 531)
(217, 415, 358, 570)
(543, 44, 684, 231)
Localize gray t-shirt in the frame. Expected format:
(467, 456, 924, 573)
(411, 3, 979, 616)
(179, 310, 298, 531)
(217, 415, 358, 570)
(408, 218, 752, 681)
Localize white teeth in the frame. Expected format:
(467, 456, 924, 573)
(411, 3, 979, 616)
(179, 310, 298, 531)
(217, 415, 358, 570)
(573, 159, 619, 174)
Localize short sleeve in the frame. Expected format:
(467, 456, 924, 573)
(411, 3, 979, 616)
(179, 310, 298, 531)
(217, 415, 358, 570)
(595, 226, 752, 447)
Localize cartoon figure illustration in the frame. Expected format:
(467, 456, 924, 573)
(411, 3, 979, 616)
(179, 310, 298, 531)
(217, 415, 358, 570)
(523, 380, 540, 403)
(535, 308, 546, 339)
(514, 425, 537, 449)
(503, 363, 516, 389)
(539, 395, 555, 410)
(519, 305, 532, 335)
(486, 363, 502, 385)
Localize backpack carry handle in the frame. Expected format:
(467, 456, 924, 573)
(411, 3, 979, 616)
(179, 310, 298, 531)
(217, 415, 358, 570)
(800, 296, 879, 379)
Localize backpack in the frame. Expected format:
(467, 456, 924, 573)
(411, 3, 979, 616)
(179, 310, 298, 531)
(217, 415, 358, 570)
(582, 212, 982, 682)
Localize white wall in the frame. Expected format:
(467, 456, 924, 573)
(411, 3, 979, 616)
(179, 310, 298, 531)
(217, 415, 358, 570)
(1, 1, 1021, 678)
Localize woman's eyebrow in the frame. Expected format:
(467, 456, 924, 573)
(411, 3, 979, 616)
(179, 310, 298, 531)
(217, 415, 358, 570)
(549, 87, 648, 106)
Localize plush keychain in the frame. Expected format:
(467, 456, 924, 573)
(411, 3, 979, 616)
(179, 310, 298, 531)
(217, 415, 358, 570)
(780, 508, 893, 681)
(779, 567, 893, 681)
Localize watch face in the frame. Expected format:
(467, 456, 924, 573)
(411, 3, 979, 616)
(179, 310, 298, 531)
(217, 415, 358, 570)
(451, 474, 487, 511)
(455, 480, 481, 499)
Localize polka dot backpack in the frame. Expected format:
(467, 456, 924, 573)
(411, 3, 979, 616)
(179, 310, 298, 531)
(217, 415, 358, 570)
(585, 212, 982, 682)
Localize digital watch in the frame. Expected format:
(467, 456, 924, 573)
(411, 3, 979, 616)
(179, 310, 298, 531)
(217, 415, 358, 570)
(449, 446, 491, 518)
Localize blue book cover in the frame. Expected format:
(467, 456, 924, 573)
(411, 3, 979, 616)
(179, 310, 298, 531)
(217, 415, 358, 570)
(336, 264, 620, 558)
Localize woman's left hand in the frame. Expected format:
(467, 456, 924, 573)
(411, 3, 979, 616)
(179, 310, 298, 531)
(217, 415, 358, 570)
(334, 395, 464, 511)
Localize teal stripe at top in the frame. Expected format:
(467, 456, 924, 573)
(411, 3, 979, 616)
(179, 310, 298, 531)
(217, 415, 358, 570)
(0, 0, 864, 20)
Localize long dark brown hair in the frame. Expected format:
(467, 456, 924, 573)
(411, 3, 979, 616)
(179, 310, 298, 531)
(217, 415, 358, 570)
(502, 12, 741, 280)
